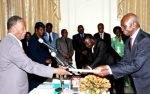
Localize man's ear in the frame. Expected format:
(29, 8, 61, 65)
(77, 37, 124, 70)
(132, 22, 137, 29)
(9, 26, 17, 33)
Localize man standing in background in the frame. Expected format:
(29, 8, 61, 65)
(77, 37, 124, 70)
(44, 23, 59, 68)
(56, 29, 74, 65)
(94, 23, 111, 47)
(21, 32, 31, 55)
(72, 25, 92, 69)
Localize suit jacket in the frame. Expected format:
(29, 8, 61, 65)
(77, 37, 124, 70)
(94, 32, 111, 47)
(27, 33, 52, 91)
(21, 39, 29, 56)
(89, 39, 116, 68)
(43, 32, 59, 48)
(56, 37, 74, 64)
(111, 29, 150, 94)
(28, 33, 51, 65)
(0, 34, 54, 94)
(72, 33, 92, 69)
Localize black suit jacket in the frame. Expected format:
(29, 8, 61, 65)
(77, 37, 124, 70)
(21, 39, 29, 55)
(72, 33, 92, 69)
(89, 39, 118, 68)
(94, 32, 111, 47)
(27, 34, 51, 91)
(28, 34, 50, 65)
(111, 29, 150, 94)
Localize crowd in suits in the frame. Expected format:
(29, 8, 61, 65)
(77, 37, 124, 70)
(1, 13, 150, 94)
(20, 20, 133, 94)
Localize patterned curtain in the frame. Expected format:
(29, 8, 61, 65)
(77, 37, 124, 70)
(0, 0, 60, 39)
(117, 0, 150, 33)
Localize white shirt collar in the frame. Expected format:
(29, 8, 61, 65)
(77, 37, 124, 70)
(130, 28, 140, 45)
(46, 32, 53, 41)
(99, 32, 104, 34)
(8, 33, 22, 48)
(99, 32, 104, 39)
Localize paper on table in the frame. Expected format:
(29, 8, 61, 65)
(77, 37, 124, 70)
(68, 68, 101, 73)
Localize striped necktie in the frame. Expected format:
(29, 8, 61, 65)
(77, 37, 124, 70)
(130, 37, 133, 48)
(49, 34, 52, 43)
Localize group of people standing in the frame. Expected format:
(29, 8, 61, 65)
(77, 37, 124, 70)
(21, 19, 131, 93)
(72, 23, 130, 94)
(1, 13, 150, 94)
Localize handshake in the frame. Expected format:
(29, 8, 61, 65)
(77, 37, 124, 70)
(93, 65, 111, 77)
(53, 65, 111, 77)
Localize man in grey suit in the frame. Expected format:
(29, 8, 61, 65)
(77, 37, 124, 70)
(0, 16, 70, 94)
(94, 13, 150, 94)
(56, 29, 74, 64)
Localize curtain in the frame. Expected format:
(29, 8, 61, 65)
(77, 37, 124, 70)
(0, 0, 60, 40)
(117, 0, 150, 33)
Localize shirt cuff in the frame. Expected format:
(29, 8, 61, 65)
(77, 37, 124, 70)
(106, 65, 112, 74)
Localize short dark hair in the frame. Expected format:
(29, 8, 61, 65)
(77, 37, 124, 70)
(25, 32, 31, 37)
(61, 29, 67, 35)
(84, 35, 94, 40)
(78, 25, 84, 29)
(46, 23, 53, 28)
(34, 22, 45, 31)
(97, 23, 104, 28)
(7, 15, 22, 30)
(113, 26, 122, 34)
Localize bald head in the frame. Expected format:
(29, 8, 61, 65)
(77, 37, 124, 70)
(121, 13, 140, 36)
(121, 13, 140, 28)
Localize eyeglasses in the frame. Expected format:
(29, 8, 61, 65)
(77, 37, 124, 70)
(121, 23, 132, 30)
(121, 20, 134, 30)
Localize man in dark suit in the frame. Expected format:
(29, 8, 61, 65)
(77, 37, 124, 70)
(94, 13, 150, 94)
(56, 29, 74, 65)
(94, 23, 111, 47)
(84, 36, 115, 68)
(84, 35, 121, 94)
(72, 25, 92, 69)
(21, 32, 31, 55)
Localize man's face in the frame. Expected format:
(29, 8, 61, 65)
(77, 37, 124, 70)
(46, 26, 52, 33)
(25, 34, 31, 40)
(84, 38, 93, 48)
(98, 25, 104, 33)
(121, 17, 134, 36)
(36, 27, 45, 37)
(78, 27, 84, 34)
(62, 30, 68, 38)
(13, 20, 26, 40)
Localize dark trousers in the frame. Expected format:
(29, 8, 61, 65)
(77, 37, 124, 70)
(108, 76, 124, 94)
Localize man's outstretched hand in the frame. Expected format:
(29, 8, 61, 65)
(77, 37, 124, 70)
(93, 65, 110, 77)
(54, 67, 72, 75)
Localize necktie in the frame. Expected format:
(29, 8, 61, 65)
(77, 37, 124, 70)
(80, 34, 84, 39)
(49, 34, 52, 43)
(100, 33, 102, 39)
(65, 38, 69, 52)
(26, 41, 28, 46)
(130, 38, 133, 48)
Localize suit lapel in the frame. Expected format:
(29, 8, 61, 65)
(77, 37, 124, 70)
(132, 30, 144, 49)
